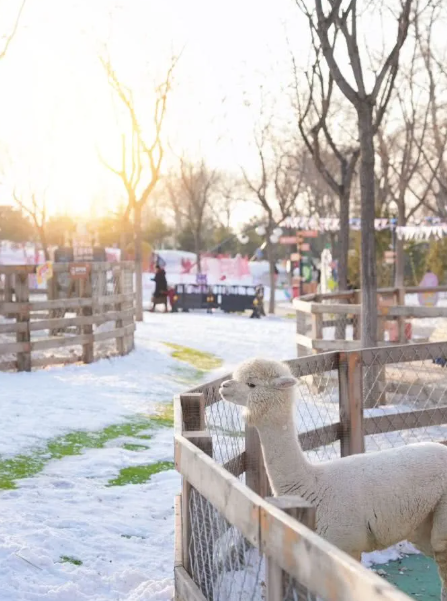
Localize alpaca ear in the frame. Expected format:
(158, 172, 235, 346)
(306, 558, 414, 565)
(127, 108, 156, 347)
(272, 376, 297, 390)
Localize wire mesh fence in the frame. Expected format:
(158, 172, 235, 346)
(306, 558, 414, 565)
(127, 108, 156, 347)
(177, 344, 430, 601)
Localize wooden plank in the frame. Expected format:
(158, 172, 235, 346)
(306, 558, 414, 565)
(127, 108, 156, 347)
(15, 272, 31, 372)
(266, 496, 316, 601)
(181, 394, 206, 431)
(81, 271, 94, 364)
(363, 406, 447, 436)
(260, 503, 412, 601)
(311, 312, 323, 340)
(29, 298, 92, 311)
(310, 303, 361, 315)
(245, 424, 271, 497)
(295, 333, 315, 349)
(299, 423, 341, 452)
(175, 495, 183, 569)
(174, 566, 207, 601)
(361, 341, 447, 366)
(27, 309, 135, 332)
(174, 395, 183, 436)
(293, 299, 314, 313)
(31, 333, 92, 351)
(175, 435, 263, 547)
(0, 321, 27, 334)
(0, 340, 29, 353)
(223, 451, 246, 477)
(0, 265, 36, 275)
(338, 352, 364, 457)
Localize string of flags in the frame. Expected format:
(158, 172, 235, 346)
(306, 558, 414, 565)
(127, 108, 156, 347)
(282, 216, 447, 241)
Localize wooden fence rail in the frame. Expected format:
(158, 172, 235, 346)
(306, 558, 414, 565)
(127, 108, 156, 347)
(175, 341, 447, 600)
(295, 285, 447, 356)
(0, 262, 136, 371)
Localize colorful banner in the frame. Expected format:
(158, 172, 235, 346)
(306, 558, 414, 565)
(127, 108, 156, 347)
(282, 216, 447, 240)
(36, 262, 53, 285)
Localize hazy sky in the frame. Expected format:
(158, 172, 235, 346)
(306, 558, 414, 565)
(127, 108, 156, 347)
(0, 0, 304, 218)
(0, 0, 443, 224)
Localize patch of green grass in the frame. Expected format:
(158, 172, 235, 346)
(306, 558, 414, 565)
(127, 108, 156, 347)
(107, 461, 175, 486)
(164, 342, 222, 371)
(122, 443, 150, 451)
(284, 313, 296, 320)
(60, 555, 83, 566)
(0, 411, 174, 490)
(149, 402, 174, 427)
(172, 364, 206, 385)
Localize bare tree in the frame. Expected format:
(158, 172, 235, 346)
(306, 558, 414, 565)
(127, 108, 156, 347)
(170, 158, 220, 272)
(415, 1, 447, 219)
(293, 42, 359, 291)
(0, 0, 26, 59)
(297, 0, 413, 347)
(13, 187, 49, 260)
(242, 122, 306, 314)
(99, 53, 179, 321)
(375, 47, 440, 287)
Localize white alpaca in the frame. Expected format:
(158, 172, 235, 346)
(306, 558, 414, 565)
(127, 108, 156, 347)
(219, 357, 447, 601)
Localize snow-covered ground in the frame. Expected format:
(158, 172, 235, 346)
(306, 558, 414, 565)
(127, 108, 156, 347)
(1, 310, 443, 600)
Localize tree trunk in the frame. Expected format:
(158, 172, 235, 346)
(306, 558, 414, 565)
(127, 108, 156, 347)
(134, 203, 143, 322)
(395, 203, 405, 288)
(357, 103, 378, 348)
(266, 237, 276, 314)
(194, 232, 202, 274)
(338, 189, 350, 291)
(39, 227, 50, 262)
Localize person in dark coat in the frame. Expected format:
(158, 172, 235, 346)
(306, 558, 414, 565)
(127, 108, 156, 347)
(150, 265, 168, 312)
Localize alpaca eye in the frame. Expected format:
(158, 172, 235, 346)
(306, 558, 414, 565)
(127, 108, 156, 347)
(247, 383, 256, 388)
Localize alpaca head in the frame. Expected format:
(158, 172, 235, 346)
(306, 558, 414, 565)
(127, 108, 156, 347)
(219, 358, 297, 426)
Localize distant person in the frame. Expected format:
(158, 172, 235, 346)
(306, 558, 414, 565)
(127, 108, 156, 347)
(150, 264, 168, 312)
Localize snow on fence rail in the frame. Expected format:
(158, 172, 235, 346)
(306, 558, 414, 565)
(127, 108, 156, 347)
(174, 342, 447, 600)
(0, 262, 135, 371)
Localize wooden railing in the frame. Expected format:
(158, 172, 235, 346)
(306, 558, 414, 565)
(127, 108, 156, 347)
(174, 342, 447, 600)
(295, 286, 447, 355)
(0, 262, 135, 371)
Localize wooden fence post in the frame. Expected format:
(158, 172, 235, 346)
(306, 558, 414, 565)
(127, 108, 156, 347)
(16, 272, 31, 372)
(338, 351, 365, 457)
(265, 496, 316, 601)
(311, 312, 323, 348)
(245, 425, 271, 498)
(180, 393, 206, 575)
(296, 309, 308, 358)
(180, 393, 214, 599)
(114, 266, 125, 356)
(81, 267, 94, 364)
(397, 287, 406, 344)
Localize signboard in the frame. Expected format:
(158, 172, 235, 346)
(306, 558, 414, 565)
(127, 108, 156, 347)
(298, 230, 318, 238)
(418, 271, 439, 307)
(69, 263, 91, 281)
(290, 253, 300, 262)
(36, 262, 53, 285)
(279, 236, 297, 245)
(384, 250, 396, 265)
(301, 243, 310, 251)
(196, 273, 207, 285)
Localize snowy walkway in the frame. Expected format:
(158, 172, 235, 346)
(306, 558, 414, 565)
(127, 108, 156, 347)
(0, 312, 296, 601)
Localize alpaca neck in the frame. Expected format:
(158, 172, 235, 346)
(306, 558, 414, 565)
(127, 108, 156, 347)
(256, 412, 316, 498)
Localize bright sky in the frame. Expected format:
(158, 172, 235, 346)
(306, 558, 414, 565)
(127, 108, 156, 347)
(0, 1, 443, 224)
(0, 0, 305, 219)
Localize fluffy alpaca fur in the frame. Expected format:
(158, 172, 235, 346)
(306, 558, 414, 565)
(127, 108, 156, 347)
(219, 357, 447, 601)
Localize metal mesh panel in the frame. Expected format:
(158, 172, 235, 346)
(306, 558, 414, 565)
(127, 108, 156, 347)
(362, 344, 447, 452)
(188, 488, 265, 600)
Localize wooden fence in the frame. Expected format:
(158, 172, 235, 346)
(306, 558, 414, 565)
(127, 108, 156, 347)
(295, 285, 447, 355)
(0, 262, 135, 371)
(175, 341, 447, 600)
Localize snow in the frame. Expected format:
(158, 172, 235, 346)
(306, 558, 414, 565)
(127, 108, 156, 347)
(1, 309, 443, 600)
